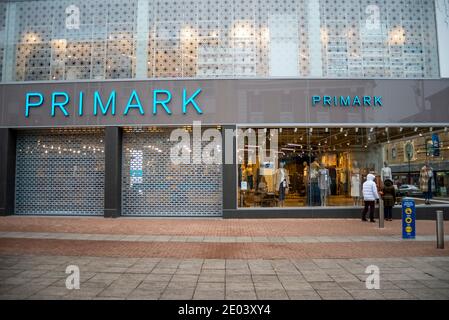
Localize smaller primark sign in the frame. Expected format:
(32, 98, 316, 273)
(312, 95, 383, 107)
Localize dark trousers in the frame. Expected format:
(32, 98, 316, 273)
(384, 206, 393, 220)
(362, 201, 375, 220)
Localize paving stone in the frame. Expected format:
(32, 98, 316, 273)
(36, 285, 71, 297)
(137, 281, 169, 291)
(97, 286, 135, 298)
(420, 280, 449, 288)
(202, 259, 225, 269)
(317, 289, 354, 300)
(193, 289, 225, 300)
(379, 289, 416, 300)
(127, 288, 162, 300)
(286, 290, 321, 300)
(309, 281, 342, 290)
(255, 289, 288, 300)
(225, 289, 257, 300)
(196, 282, 224, 291)
(160, 288, 194, 300)
(391, 280, 428, 289)
(347, 289, 385, 300)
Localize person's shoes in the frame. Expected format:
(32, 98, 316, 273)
(362, 218, 368, 222)
(370, 219, 376, 223)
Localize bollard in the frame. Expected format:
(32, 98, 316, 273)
(379, 199, 384, 228)
(436, 210, 444, 249)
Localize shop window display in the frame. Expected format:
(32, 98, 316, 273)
(237, 127, 449, 208)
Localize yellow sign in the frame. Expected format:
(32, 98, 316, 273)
(405, 226, 413, 233)
(405, 217, 412, 224)
(405, 208, 412, 214)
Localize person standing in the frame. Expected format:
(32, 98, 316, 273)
(381, 178, 396, 221)
(362, 173, 380, 222)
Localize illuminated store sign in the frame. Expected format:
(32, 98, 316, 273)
(312, 95, 383, 107)
(24, 88, 203, 117)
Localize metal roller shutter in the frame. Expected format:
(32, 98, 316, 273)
(15, 129, 105, 215)
(122, 128, 222, 216)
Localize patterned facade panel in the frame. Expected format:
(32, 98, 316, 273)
(0, 0, 441, 81)
(11, 0, 137, 81)
(122, 128, 223, 216)
(15, 129, 105, 215)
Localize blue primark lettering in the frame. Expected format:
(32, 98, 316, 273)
(124, 90, 145, 115)
(94, 91, 116, 116)
(363, 96, 371, 106)
(312, 95, 321, 106)
(25, 92, 44, 117)
(374, 96, 383, 106)
(340, 96, 350, 106)
(153, 90, 172, 115)
(183, 88, 203, 114)
(51, 92, 69, 117)
(352, 96, 361, 106)
(310, 95, 383, 107)
(24, 89, 205, 117)
(78, 91, 84, 116)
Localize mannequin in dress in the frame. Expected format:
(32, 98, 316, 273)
(351, 160, 361, 206)
(420, 161, 434, 204)
(381, 161, 392, 184)
(318, 163, 331, 206)
(310, 161, 320, 206)
(275, 161, 290, 207)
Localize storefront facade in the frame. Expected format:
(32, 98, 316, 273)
(1, 0, 449, 218)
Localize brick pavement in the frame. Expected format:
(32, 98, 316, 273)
(1, 216, 448, 237)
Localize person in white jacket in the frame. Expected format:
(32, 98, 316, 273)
(362, 173, 380, 222)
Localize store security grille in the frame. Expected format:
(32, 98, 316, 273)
(15, 129, 105, 215)
(122, 128, 223, 216)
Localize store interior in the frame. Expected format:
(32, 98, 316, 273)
(237, 126, 449, 208)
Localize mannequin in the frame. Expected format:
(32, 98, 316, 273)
(275, 161, 290, 207)
(381, 161, 392, 183)
(303, 161, 309, 204)
(318, 163, 331, 206)
(351, 160, 361, 206)
(339, 169, 347, 195)
(310, 160, 320, 206)
(420, 161, 434, 204)
(246, 165, 254, 190)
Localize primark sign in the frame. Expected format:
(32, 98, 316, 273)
(24, 88, 204, 117)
